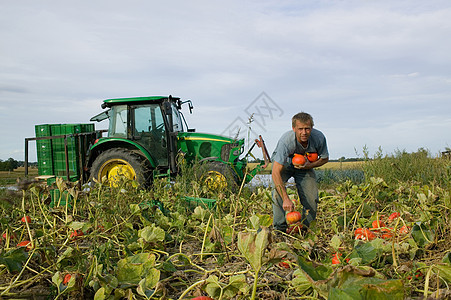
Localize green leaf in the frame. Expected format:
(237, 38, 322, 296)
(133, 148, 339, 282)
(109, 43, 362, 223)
(116, 253, 160, 287)
(292, 269, 315, 296)
(328, 266, 404, 300)
(138, 224, 165, 243)
(137, 278, 155, 299)
(223, 274, 247, 298)
(257, 214, 273, 227)
(442, 252, 451, 264)
(249, 214, 260, 230)
(0, 248, 28, 272)
(69, 221, 85, 230)
(237, 227, 269, 273)
(411, 222, 435, 248)
(193, 206, 208, 221)
(350, 242, 377, 265)
(297, 256, 333, 281)
(329, 287, 358, 300)
(160, 261, 177, 272)
(330, 235, 342, 251)
(205, 275, 222, 298)
(433, 264, 451, 283)
(94, 287, 106, 300)
(361, 279, 404, 299)
(130, 204, 141, 214)
(52, 271, 62, 286)
(205, 274, 247, 299)
(57, 247, 74, 264)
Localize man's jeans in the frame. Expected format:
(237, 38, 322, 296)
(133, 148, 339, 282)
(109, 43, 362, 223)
(272, 166, 319, 232)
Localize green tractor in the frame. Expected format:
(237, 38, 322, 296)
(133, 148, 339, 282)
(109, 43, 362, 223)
(27, 95, 270, 191)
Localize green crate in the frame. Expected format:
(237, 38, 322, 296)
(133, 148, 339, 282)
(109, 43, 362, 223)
(35, 123, 95, 178)
(81, 123, 95, 132)
(182, 196, 217, 210)
(47, 176, 78, 207)
(38, 160, 54, 175)
(35, 124, 53, 137)
(49, 189, 73, 207)
(36, 139, 54, 175)
(138, 199, 168, 215)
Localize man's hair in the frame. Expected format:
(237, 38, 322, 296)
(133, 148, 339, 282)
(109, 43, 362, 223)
(292, 112, 314, 128)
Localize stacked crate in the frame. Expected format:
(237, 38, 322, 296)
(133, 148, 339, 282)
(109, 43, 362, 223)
(35, 123, 95, 207)
(35, 123, 95, 178)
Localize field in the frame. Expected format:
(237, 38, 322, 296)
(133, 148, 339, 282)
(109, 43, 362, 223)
(0, 167, 38, 186)
(0, 154, 450, 299)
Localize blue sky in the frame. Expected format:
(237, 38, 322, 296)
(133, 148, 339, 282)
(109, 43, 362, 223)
(1, 0, 450, 161)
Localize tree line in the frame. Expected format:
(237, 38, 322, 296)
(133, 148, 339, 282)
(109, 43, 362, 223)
(0, 158, 37, 171)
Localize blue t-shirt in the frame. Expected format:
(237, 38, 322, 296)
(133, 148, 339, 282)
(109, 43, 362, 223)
(271, 129, 329, 167)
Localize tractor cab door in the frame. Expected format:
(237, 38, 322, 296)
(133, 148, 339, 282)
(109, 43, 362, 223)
(131, 104, 168, 167)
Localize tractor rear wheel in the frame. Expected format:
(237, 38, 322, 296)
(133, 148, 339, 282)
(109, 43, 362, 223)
(90, 149, 151, 187)
(197, 161, 239, 193)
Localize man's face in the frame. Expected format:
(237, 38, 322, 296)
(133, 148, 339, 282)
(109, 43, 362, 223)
(292, 120, 312, 144)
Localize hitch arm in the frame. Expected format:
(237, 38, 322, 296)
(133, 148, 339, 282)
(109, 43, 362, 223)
(255, 135, 271, 168)
(244, 135, 271, 169)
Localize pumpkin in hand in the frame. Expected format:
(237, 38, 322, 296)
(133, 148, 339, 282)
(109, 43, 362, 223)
(286, 211, 302, 224)
(292, 154, 306, 166)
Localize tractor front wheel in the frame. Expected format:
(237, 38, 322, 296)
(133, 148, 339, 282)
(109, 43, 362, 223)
(197, 161, 239, 193)
(90, 149, 151, 187)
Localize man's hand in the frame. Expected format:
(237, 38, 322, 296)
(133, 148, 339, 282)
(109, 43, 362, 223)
(283, 197, 295, 212)
(293, 161, 311, 169)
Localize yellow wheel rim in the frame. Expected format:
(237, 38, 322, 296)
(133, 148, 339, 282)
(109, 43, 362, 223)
(98, 159, 136, 187)
(203, 170, 228, 190)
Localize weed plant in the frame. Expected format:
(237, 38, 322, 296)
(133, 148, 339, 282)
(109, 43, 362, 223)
(362, 147, 451, 188)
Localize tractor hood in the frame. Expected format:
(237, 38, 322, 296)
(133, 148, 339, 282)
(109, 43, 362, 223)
(177, 132, 244, 163)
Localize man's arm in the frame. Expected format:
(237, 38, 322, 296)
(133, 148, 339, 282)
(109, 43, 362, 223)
(272, 161, 295, 212)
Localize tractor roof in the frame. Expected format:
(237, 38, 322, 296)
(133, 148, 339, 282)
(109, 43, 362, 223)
(102, 96, 180, 108)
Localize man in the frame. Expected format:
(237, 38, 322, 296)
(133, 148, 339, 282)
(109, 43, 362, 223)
(271, 112, 329, 233)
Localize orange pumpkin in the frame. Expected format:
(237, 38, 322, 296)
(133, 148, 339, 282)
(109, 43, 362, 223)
(292, 154, 306, 166)
(381, 228, 393, 239)
(371, 220, 386, 229)
(286, 211, 302, 224)
(354, 228, 364, 236)
(362, 229, 376, 241)
(388, 212, 400, 222)
(332, 253, 342, 265)
(399, 225, 410, 235)
(63, 274, 72, 285)
(17, 240, 32, 251)
(307, 152, 319, 162)
(70, 230, 84, 239)
(21, 216, 31, 224)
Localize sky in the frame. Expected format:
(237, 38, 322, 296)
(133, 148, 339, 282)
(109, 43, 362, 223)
(1, 0, 451, 162)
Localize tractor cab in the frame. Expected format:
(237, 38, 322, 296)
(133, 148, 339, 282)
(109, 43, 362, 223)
(89, 96, 192, 181)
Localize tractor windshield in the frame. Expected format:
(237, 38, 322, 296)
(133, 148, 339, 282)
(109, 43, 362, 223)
(171, 103, 184, 132)
(108, 105, 128, 137)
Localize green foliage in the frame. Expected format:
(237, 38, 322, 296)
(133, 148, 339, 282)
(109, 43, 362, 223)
(0, 149, 449, 299)
(362, 147, 450, 188)
(0, 158, 19, 172)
